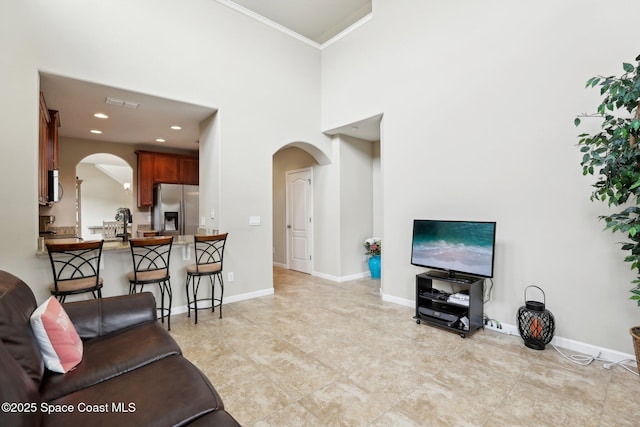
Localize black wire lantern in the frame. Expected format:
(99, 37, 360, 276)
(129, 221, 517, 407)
(517, 285, 555, 350)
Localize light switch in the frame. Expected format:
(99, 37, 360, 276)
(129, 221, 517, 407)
(249, 216, 261, 226)
(200, 216, 206, 226)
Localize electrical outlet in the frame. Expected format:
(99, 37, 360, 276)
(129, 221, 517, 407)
(228, 272, 234, 282)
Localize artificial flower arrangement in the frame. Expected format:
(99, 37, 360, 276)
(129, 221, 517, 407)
(363, 237, 381, 256)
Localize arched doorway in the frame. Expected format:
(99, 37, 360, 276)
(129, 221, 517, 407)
(76, 153, 133, 239)
(272, 146, 319, 272)
(272, 127, 382, 283)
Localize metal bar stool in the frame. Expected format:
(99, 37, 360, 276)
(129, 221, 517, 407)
(46, 240, 104, 303)
(127, 236, 174, 330)
(185, 233, 228, 324)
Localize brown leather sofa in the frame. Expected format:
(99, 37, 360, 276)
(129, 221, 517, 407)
(0, 270, 241, 427)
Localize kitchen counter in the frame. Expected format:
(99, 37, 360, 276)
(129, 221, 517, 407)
(33, 233, 227, 310)
(36, 234, 195, 256)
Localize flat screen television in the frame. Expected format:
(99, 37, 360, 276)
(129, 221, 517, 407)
(411, 219, 496, 279)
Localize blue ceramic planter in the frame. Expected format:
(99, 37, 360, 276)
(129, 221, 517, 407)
(368, 255, 381, 279)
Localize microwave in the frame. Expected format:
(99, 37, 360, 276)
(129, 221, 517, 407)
(48, 170, 59, 202)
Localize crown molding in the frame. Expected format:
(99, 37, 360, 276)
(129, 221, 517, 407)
(216, 0, 372, 50)
(216, 0, 321, 49)
(320, 13, 372, 50)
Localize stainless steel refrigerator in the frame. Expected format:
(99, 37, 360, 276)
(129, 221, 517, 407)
(152, 184, 199, 236)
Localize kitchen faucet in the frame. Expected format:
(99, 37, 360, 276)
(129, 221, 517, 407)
(115, 208, 131, 243)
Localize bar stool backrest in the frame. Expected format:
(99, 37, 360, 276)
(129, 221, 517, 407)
(193, 233, 228, 274)
(46, 240, 104, 294)
(129, 237, 174, 283)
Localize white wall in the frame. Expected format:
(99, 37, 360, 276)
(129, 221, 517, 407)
(339, 135, 375, 276)
(321, 0, 640, 354)
(310, 135, 379, 279)
(0, 0, 329, 303)
(372, 139, 382, 238)
(313, 138, 342, 277)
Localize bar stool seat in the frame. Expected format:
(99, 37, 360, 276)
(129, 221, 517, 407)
(49, 276, 104, 295)
(185, 233, 228, 324)
(128, 236, 174, 330)
(185, 263, 221, 275)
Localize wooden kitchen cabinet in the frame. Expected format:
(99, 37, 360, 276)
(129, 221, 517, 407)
(136, 151, 199, 207)
(153, 153, 181, 184)
(38, 92, 60, 205)
(180, 156, 199, 185)
(137, 151, 154, 207)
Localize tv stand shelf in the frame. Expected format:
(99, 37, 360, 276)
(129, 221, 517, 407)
(414, 271, 484, 338)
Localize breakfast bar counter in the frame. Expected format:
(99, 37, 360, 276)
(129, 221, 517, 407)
(37, 234, 194, 255)
(34, 234, 213, 313)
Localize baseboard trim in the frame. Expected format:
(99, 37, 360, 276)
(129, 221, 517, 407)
(172, 287, 275, 315)
(381, 292, 636, 363)
(312, 270, 370, 282)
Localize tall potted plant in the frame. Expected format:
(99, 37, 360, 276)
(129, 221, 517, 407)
(575, 54, 640, 368)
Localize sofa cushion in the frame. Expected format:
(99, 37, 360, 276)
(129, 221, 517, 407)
(40, 320, 181, 401)
(0, 271, 44, 386)
(43, 354, 227, 427)
(185, 409, 242, 427)
(30, 296, 83, 373)
(62, 292, 158, 340)
(0, 339, 42, 427)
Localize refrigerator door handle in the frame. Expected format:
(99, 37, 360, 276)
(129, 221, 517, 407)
(180, 198, 185, 235)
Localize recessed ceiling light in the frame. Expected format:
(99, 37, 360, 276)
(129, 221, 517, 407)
(170, 125, 182, 130)
(94, 113, 109, 119)
(90, 129, 103, 134)
(155, 138, 166, 142)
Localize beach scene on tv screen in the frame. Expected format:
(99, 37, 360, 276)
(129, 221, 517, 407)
(412, 221, 495, 277)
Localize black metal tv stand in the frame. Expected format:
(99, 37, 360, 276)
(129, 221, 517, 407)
(414, 271, 484, 338)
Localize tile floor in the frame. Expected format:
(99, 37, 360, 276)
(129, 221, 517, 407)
(169, 268, 640, 426)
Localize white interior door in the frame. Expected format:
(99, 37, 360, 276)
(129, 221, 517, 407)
(286, 168, 312, 274)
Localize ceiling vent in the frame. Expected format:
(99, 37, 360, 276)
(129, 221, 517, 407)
(105, 97, 140, 109)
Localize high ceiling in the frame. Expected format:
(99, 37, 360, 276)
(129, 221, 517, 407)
(221, 0, 372, 44)
(40, 1, 378, 154)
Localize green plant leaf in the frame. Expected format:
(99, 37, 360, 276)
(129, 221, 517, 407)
(623, 62, 634, 72)
(574, 117, 581, 127)
(630, 179, 640, 190)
